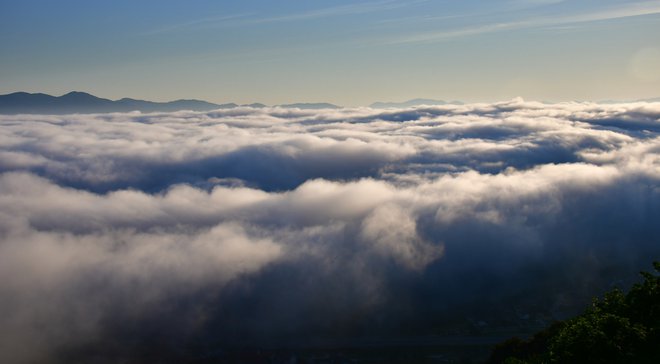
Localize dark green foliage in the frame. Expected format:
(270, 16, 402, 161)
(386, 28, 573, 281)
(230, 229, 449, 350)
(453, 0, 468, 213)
(489, 321, 565, 364)
(488, 262, 660, 364)
(549, 312, 647, 363)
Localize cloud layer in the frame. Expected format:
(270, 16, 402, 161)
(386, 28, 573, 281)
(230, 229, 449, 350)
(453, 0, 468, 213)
(1, 99, 660, 362)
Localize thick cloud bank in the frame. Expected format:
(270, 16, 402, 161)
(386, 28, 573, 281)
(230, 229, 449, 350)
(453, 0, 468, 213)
(1, 99, 660, 362)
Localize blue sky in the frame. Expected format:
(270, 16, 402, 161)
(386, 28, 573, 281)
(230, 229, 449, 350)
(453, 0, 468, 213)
(1, 0, 659, 105)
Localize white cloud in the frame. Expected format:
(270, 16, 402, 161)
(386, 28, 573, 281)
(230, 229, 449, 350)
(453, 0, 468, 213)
(1, 100, 660, 362)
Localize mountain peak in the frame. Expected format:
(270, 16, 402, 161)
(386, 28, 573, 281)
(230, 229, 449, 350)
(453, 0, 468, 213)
(61, 91, 97, 98)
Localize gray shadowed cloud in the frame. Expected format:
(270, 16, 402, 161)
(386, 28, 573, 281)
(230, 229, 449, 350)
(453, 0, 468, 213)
(0, 99, 659, 362)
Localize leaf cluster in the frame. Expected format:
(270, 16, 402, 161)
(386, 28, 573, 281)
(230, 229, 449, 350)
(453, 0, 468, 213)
(489, 262, 660, 364)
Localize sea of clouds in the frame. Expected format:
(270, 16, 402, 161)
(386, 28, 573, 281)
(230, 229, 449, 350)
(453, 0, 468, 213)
(1, 98, 659, 362)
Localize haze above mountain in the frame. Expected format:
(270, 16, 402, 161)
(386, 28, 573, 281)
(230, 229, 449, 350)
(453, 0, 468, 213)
(369, 98, 465, 108)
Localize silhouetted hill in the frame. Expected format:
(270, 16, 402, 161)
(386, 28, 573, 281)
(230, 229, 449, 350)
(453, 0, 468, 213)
(370, 98, 464, 108)
(0, 91, 230, 114)
(242, 103, 267, 108)
(115, 97, 234, 112)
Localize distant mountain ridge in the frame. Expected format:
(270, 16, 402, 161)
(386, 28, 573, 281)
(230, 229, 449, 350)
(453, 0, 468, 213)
(8, 92, 658, 115)
(277, 102, 341, 110)
(0, 91, 236, 114)
(0, 91, 347, 114)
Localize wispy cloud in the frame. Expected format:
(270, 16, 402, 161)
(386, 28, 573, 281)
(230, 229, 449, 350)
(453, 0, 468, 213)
(508, 0, 567, 9)
(249, 0, 426, 24)
(143, 13, 253, 35)
(390, 1, 660, 44)
(146, 0, 427, 35)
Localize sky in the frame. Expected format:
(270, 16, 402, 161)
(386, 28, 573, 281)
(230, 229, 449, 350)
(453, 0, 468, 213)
(1, 0, 659, 105)
(2, 2, 660, 362)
